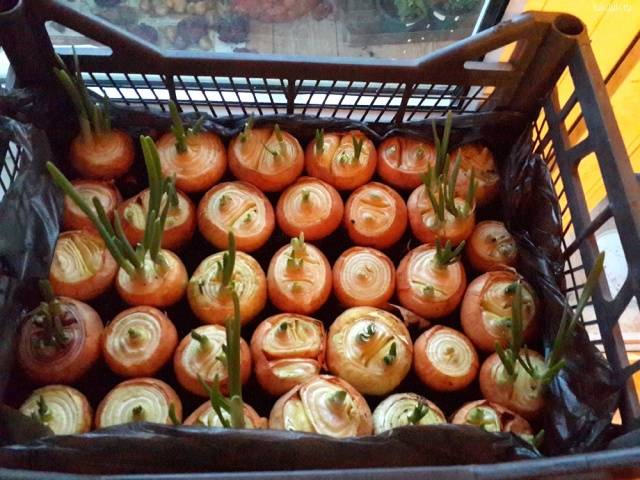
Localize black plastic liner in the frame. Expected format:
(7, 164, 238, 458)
(0, 93, 624, 474)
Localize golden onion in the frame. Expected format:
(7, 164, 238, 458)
(372, 393, 446, 434)
(20, 385, 92, 435)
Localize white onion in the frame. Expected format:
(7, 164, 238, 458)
(20, 385, 90, 435)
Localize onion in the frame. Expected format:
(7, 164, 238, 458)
(95, 377, 182, 428)
(251, 313, 326, 396)
(451, 400, 533, 438)
(198, 181, 275, 252)
(413, 326, 479, 392)
(460, 271, 537, 352)
(188, 251, 267, 326)
(49, 230, 118, 301)
(70, 129, 134, 180)
(466, 221, 517, 272)
(451, 143, 499, 206)
(269, 375, 373, 437)
(333, 247, 395, 308)
(344, 182, 407, 249)
(326, 306, 413, 395)
(173, 325, 252, 397)
(62, 180, 121, 232)
(377, 137, 436, 190)
(184, 401, 267, 429)
(20, 385, 92, 435)
(372, 393, 446, 434)
(102, 306, 178, 378)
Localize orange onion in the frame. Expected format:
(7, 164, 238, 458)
(377, 137, 435, 190)
(372, 393, 446, 434)
(413, 326, 479, 392)
(460, 271, 537, 352)
(188, 251, 267, 326)
(451, 143, 499, 206)
(184, 400, 267, 428)
(305, 130, 377, 191)
(326, 306, 413, 395)
(251, 313, 326, 396)
(173, 325, 252, 397)
(332, 247, 395, 308)
(62, 180, 121, 232)
(276, 176, 344, 241)
(451, 400, 533, 438)
(344, 182, 407, 249)
(20, 385, 92, 435)
(269, 374, 373, 437)
(156, 131, 227, 193)
(49, 230, 117, 301)
(229, 125, 304, 192)
(70, 129, 134, 180)
(198, 181, 275, 252)
(466, 221, 517, 272)
(95, 377, 182, 428)
(102, 306, 178, 378)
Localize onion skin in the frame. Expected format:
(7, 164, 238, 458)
(377, 137, 435, 190)
(198, 181, 275, 252)
(344, 182, 407, 249)
(62, 180, 121, 232)
(396, 244, 467, 319)
(95, 377, 182, 429)
(173, 325, 252, 397)
(267, 242, 332, 315)
(269, 374, 373, 437)
(102, 306, 178, 378)
(17, 297, 103, 385)
(305, 131, 377, 191)
(372, 393, 446, 434)
(184, 401, 267, 428)
(276, 176, 344, 241)
(451, 144, 499, 207)
(251, 313, 326, 396)
(49, 230, 118, 301)
(20, 385, 92, 435)
(156, 131, 227, 193)
(118, 188, 196, 251)
(451, 400, 533, 437)
(414, 326, 479, 392)
(326, 306, 413, 395)
(333, 247, 395, 308)
(188, 251, 267, 326)
(229, 127, 304, 192)
(115, 249, 188, 308)
(407, 184, 475, 246)
(460, 271, 538, 352)
(70, 129, 134, 180)
(479, 351, 546, 421)
(466, 221, 517, 272)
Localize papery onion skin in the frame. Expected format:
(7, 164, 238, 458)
(198, 181, 275, 252)
(102, 306, 178, 378)
(116, 249, 188, 308)
(451, 144, 499, 207)
(466, 221, 517, 273)
(184, 401, 267, 428)
(188, 251, 267, 326)
(229, 127, 304, 192)
(377, 137, 436, 190)
(414, 325, 479, 392)
(372, 393, 446, 434)
(460, 271, 538, 352)
(49, 230, 118, 301)
(95, 377, 182, 429)
(333, 247, 395, 308)
(396, 243, 467, 319)
(251, 313, 326, 396)
(70, 129, 134, 180)
(118, 188, 196, 251)
(479, 351, 546, 421)
(407, 184, 475, 246)
(18, 297, 103, 385)
(451, 400, 533, 437)
(304, 131, 377, 191)
(63, 180, 121, 232)
(344, 182, 408, 249)
(327, 306, 413, 395)
(157, 131, 227, 193)
(269, 374, 373, 437)
(173, 325, 252, 397)
(20, 385, 92, 435)
(276, 176, 344, 241)
(267, 242, 332, 315)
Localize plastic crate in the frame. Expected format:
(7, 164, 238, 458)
(0, 0, 639, 478)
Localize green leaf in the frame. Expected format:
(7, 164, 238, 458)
(169, 100, 188, 153)
(383, 342, 397, 365)
(407, 403, 429, 425)
(315, 128, 324, 154)
(168, 403, 180, 425)
(358, 323, 377, 342)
